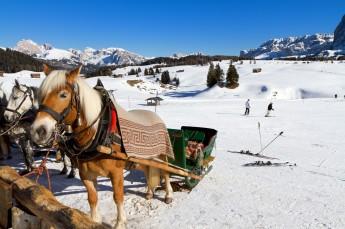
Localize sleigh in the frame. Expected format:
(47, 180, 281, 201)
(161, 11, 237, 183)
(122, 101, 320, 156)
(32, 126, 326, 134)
(167, 126, 217, 188)
(97, 126, 217, 189)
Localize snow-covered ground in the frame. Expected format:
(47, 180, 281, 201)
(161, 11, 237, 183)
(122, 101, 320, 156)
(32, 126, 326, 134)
(1, 60, 345, 228)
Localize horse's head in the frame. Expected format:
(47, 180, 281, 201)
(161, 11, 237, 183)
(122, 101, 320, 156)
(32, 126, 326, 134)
(31, 64, 83, 146)
(3, 79, 36, 123)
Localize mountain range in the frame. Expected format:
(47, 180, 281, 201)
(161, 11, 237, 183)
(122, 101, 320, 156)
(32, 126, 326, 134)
(14, 39, 146, 66)
(240, 15, 345, 59)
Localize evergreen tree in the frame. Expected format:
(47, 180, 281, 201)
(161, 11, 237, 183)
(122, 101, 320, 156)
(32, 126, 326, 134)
(161, 70, 170, 84)
(226, 64, 239, 88)
(144, 68, 148, 75)
(148, 67, 155, 75)
(155, 68, 160, 74)
(214, 63, 224, 85)
(128, 68, 137, 75)
(137, 67, 142, 73)
(206, 62, 217, 87)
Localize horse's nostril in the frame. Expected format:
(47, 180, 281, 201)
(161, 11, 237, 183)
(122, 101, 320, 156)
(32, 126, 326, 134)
(36, 126, 47, 138)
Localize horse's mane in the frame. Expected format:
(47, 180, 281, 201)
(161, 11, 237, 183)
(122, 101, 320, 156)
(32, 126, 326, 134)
(39, 70, 102, 125)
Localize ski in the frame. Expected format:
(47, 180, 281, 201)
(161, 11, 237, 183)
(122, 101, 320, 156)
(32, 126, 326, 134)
(242, 160, 296, 167)
(227, 150, 278, 160)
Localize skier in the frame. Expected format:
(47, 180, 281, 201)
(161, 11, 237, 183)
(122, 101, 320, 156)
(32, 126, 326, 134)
(244, 99, 250, 115)
(265, 102, 274, 117)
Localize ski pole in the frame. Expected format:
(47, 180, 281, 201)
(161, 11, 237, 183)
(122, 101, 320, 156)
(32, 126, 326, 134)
(258, 122, 263, 150)
(257, 131, 284, 155)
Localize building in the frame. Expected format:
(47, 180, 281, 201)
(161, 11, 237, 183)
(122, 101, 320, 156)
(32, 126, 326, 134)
(252, 68, 262, 73)
(146, 97, 163, 106)
(30, 73, 41, 78)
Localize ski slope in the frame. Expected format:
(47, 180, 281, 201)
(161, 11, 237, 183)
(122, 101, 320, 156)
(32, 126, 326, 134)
(1, 60, 345, 228)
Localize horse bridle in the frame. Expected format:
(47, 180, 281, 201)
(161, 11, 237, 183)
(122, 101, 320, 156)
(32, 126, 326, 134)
(5, 85, 35, 116)
(38, 82, 81, 126)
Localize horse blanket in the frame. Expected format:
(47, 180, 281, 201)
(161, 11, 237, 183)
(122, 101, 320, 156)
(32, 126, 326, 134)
(108, 92, 174, 159)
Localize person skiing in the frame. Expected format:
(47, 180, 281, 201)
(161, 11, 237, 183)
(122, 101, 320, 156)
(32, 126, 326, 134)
(244, 99, 250, 115)
(265, 102, 274, 117)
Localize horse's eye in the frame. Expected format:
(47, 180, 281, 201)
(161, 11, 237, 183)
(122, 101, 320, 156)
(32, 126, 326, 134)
(59, 92, 68, 98)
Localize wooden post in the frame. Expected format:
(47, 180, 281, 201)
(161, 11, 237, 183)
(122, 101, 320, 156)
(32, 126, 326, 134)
(0, 166, 109, 229)
(0, 179, 12, 228)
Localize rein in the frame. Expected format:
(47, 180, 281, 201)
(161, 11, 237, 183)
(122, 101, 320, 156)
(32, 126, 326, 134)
(38, 81, 108, 153)
(0, 86, 36, 136)
(5, 86, 35, 116)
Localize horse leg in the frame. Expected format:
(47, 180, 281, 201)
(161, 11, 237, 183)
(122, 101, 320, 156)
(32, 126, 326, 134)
(142, 166, 155, 200)
(20, 139, 34, 172)
(60, 152, 68, 175)
(0, 136, 7, 160)
(81, 176, 102, 223)
(110, 168, 126, 229)
(67, 158, 76, 179)
(162, 170, 173, 204)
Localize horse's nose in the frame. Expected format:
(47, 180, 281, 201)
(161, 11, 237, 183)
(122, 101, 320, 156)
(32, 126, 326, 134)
(36, 126, 47, 139)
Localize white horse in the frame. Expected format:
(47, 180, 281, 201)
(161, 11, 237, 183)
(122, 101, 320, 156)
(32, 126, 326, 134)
(3, 80, 39, 171)
(4, 79, 76, 177)
(0, 82, 11, 160)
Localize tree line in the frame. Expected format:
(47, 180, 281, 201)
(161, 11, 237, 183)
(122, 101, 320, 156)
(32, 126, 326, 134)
(207, 61, 239, 88)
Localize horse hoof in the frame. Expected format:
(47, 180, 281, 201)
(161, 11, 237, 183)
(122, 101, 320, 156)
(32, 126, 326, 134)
(146, 193, 153, 200)
(67, 173, 75, 179)
(164, 197, 173, 204)
(60, 169, 68, 175)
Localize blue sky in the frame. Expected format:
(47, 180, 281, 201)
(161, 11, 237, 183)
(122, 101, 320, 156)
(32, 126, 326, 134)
(0, 0, 343, 57)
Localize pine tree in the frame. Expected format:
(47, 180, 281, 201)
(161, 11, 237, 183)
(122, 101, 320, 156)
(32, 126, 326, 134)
(144, 68, 148, 75)
(149, 67, 154, 75)
(155, 68, 160, 74)
(161, 71, 170, 84)
(128, 68, 137, 75)
(214, 63, 224, 85)
(137, 67, 142, 73)
(206, 62, 217, 87)
(226, 64, 239, 88)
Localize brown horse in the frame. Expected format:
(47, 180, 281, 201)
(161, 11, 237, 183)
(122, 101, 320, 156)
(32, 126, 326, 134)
(31, 65, 173, 229)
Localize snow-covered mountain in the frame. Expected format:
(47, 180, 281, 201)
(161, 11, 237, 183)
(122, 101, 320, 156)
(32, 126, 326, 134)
(240, 34, 334, 59)
(14, 39, 146, 66)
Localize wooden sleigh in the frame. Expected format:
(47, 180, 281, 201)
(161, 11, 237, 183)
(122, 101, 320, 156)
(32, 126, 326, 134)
(97, 126, 217, 188)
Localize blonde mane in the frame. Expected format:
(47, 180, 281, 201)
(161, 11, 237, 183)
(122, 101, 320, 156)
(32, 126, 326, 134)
(39, 70, 102, 125)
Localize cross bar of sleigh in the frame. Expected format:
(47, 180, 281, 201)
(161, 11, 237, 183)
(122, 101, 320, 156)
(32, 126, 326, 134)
(97, 126, 217, 188)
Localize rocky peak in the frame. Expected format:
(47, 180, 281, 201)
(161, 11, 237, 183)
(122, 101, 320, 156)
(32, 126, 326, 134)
(333, 15, 345, 50)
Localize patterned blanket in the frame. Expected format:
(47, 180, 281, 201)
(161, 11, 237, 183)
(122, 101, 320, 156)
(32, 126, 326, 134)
(109, 93, 174, 159)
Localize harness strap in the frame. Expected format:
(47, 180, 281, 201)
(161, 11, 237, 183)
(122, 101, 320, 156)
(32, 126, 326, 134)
(38, 103, 72, 122)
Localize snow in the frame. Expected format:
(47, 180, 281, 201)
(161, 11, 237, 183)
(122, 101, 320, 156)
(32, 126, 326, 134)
(12, 39, 146, 66)
(1, 60, 345, 228)
(42, 48, 75, 60)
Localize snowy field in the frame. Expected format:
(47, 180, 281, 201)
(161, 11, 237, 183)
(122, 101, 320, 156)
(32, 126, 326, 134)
(1, 60, 345, 228)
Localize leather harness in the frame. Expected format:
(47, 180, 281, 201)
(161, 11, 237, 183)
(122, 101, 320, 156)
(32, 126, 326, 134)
(38, 81, 122, 161)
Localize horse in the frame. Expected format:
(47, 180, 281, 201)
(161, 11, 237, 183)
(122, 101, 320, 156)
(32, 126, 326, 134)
(3, 79, 76, 177)
(0, 82, 11, 160)
(31, 65, 174, 229)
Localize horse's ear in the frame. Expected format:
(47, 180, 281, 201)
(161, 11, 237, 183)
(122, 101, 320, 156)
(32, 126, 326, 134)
(43, 64, 53, 76)
(67, 65, 82, 82)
